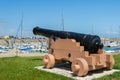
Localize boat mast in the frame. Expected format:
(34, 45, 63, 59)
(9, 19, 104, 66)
(21, 14, 23, 40)
(61, 13, 64, 31)
(118, 26, 120, 38)
(91, 25, 94, 34)
(20, 14, 23, 48)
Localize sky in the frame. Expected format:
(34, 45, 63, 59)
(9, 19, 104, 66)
(0, 0, 120, 38)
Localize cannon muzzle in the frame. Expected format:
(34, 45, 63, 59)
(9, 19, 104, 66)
(33, 26, 103, 53)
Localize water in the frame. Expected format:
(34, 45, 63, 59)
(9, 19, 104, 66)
(103, 46, 120, 53)
(0, 47, 9, 53)
(103, 47, 114, 51)
(20, 48, 48, 53)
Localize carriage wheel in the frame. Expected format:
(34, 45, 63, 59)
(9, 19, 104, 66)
(106, 56, 115, 69)
(43, 54, 55, 68)
(71, 58, 89, 76)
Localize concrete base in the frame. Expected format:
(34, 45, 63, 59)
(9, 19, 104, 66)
(35, 65, 119, 80)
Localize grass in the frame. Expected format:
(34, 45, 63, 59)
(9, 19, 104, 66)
(0, 56, 73, 80)
(0, 54, 120, 80)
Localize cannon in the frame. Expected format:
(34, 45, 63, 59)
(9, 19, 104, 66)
(33, 27, 103, 53)
(33, 27, 114, 76)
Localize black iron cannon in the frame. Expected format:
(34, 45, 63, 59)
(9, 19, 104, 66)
(33, 26, 103, 53)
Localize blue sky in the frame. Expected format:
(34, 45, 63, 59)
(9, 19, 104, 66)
(0, 0, 120, 38)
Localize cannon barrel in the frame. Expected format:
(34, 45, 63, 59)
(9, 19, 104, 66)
(33, 27, 103, 53)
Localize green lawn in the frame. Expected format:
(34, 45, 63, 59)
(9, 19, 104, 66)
(0, 54, 120, 80)
(0, 56, 73, 80)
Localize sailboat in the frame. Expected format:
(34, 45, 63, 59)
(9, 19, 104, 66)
(15, 15, 32, 52)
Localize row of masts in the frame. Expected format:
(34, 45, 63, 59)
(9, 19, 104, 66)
(16, 14, 120, 39)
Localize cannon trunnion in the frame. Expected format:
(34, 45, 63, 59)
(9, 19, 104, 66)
(33, 27, 114, 76)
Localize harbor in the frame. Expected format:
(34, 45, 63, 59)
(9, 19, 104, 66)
(102, 38, 120, 53)
(0, 36, 120, 57)
(0, 37, 48, 57)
